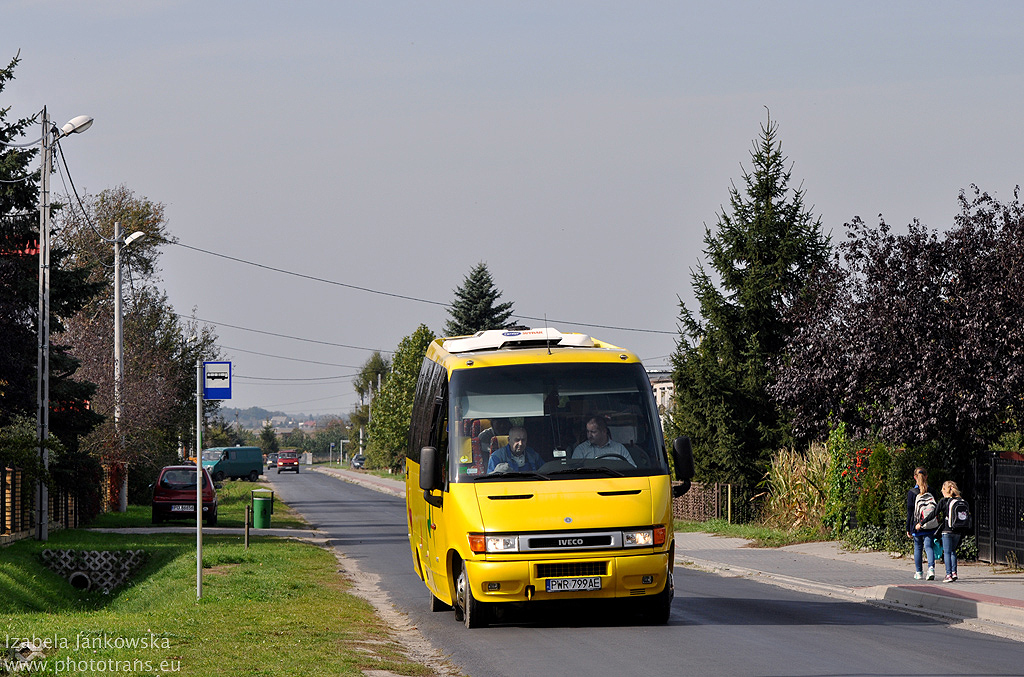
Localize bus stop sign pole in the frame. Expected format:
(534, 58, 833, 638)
(196, 359, 203, 600)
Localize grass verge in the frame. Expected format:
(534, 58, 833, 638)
(1, 529, 435, 676)
(87, 479, 308, 530)
(674, 518, 826, 548)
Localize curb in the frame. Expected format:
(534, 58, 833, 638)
(858, 584, 1024, 630)
(675, 554, 1024, 636)
(676, 555, 864, 602)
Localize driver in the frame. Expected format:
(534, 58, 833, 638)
(487, 426, 544, 473)
(572, 416, 636, 467)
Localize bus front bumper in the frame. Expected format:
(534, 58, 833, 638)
(464, 551, 670, 602)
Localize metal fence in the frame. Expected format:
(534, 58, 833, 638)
(976, 458, 1024, 565)
(2, 466, 89, 546)
(673, 482, 761, 524)
(2, 467, 30, 543)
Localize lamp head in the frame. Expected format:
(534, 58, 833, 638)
(60, 115, 94, 138)
(124, 231, 145, 247)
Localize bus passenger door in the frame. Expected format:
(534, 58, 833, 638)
(421, 388, 452, 604)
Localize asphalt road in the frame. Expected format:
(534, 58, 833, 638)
(269, 470, 1022, 677)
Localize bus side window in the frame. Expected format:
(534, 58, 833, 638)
(430, 385, 448, 488)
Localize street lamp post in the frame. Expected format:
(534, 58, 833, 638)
(35, 108, 93, 541)
(112, 221, 145, 512)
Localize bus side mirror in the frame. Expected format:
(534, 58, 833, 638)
(419, 446, 443, 508)
(672, 436, 694, 498)
(419, 447, 438, 491)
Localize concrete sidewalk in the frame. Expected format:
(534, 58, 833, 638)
(311, 465, 1024, 638)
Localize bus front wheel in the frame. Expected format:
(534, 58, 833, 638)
(644, 570, 674, 625)
(456, 564, 489, 629)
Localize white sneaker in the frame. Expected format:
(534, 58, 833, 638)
(927, 567, 935, 580)
(914, 571, 922, 580)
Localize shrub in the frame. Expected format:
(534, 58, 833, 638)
(823, 422, 853, 537)
(760, 444, 829, 535)
(843, 525, 885, 551)
(855, 443, 891, 528)
(956, 535, 978, 562)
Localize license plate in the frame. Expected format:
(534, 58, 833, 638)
(170, 504, 195, 512)
(545, 576, 602, 592)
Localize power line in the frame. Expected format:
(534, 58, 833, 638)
(187, 315, 391, 353)
(54, 152, 675, 337)
(215, 344, 365, 368)
(513, 314, 675, 335)
(232, 379, 354, 387)
(171, 240, 675, 336)
(234, 373, 357, 382)
(171, 240, 450, 308)
(257, 393, 356, 409)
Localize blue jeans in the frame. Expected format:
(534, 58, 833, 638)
(941, 532, 961, 575)
(913, 531, 935, 572)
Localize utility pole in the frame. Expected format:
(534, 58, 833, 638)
(25, 108, 91, 541)
(35, 108, 52, 541)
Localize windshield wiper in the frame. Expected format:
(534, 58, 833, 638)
(474, 471, 550, 482)
(546, 466, 624, 477)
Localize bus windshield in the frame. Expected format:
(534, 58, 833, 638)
(448, 362, 668, 482)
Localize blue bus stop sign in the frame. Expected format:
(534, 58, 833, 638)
(203, 361, 232, 400)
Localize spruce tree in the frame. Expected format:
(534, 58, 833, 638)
(0, 54, 103, 454)
(444, 262, 514, 336)
(1, 54, 43, 427)
(259, 423, 280, 454)
(671, 116, 830, 486)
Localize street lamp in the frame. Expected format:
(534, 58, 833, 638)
(112, 221, 145, 512)
(36, 108, 93, 541)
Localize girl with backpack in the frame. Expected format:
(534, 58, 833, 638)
(907, 467, 938, 580)
(937, 481, 967, 582)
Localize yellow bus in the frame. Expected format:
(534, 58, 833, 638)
(405, 328, 694, 628)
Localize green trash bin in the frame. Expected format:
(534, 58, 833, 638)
(251, 490, 274, 528)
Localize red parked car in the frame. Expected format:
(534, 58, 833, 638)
(277, 450, 300, 474)
(151, 465, 218, 526)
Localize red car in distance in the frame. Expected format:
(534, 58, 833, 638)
(277, 450, 300, 474)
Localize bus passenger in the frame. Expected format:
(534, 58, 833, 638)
(572, 416, 636, 467)
(487, 427, 544, 473)
(478, 418, 510, 453)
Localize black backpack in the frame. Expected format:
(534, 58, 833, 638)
(947, 497, 972, 534)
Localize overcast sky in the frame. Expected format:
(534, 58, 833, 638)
(6, 1, 1023, 415)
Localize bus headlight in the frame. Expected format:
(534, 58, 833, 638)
(623, 526, 665, 547)
(485, 535, 519, 553)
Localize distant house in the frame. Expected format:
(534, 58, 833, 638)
(647, 369, 674, 412)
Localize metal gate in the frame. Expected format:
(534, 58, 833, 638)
(975, 458, 1024, 565)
